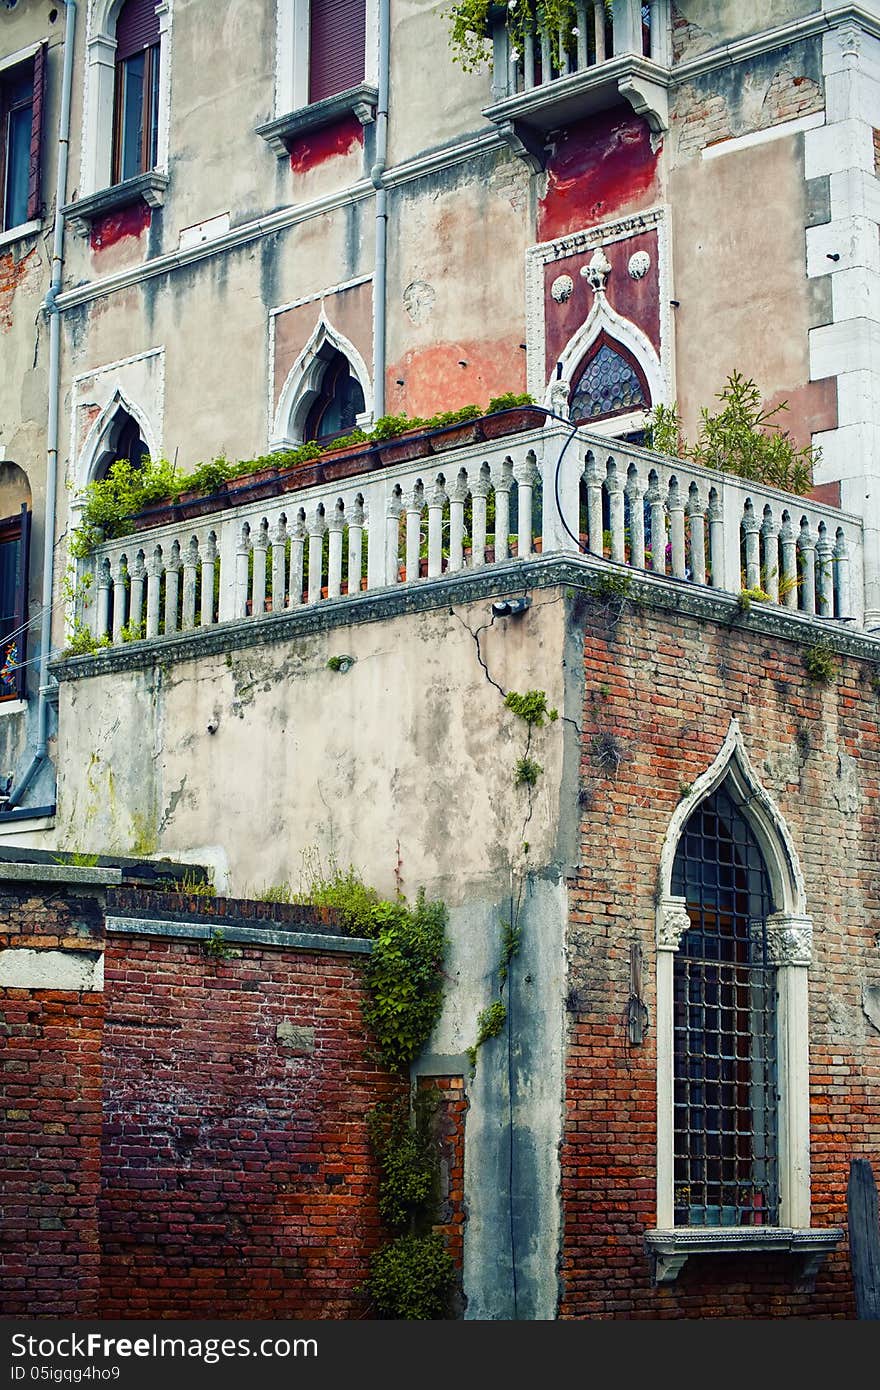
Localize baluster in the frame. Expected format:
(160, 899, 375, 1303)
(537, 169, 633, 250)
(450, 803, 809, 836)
(129, 552, 145, 634)
(427, 481, 446, 578)
(760, 508, 778, 603)
(201, 534, 217, 626)
(327, 504, 345, 599)
(649, 0, 664, 62)
(687, 486, 706, 587)
(797, 518, 816, 615)
(164, 540, 181, 634)
(707, 490, 724, 588)
(625, 468, 645, 570)
(541, 28, 551, 85)
(558, 27, 570, 76)
(668, 479, 686, 579)
(742, 502, 760, 590)
(289, 514, 306, 606)
(494, 463, 512, 563)
(471, 470, 490, 566)
(491, 11, 511, 102)
(111, 557, 127, 643)
(593, 0, 606, 63)
(145, 550, 162, 638)
(524, 24, 536, 89)
(307, 509, 326, 604)
(647, 476, 666, 574)
(235, 526, 250, 621)
(575, 3, 588, 69)
(404, 485, 423, 582)
(182, 537, 199, 630)
(607, 464, 625, 564)
(386, 490, 403, 584)
(816, 523, 832, 618)
(270, 517, 287, 613)
(251, 521, 269, 616)
(780, 514, 798, 610)
(347, 498, 365, 595)
(514, 454, 537, 559)
(834, 529, 851, 619)
(448, 473, 467, 573)
(584, 454, 603, 557)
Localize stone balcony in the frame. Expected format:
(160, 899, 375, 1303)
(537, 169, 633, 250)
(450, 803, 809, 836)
(67, 416, 866, 669)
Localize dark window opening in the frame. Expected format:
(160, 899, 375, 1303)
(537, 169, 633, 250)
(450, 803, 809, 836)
(95, 410, 149, 482)
(0, 44, 45, 230)
(304, 352, 365, 443)
(570, 332, 650, 425)
(112, 0, 160, 184)
(671, 786, 779, 1229)
(0, 504, 31, 701)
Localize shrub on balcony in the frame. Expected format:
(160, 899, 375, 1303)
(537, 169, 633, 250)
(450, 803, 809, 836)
(446, 1, 611, 72)
(646, 372, 818, 496)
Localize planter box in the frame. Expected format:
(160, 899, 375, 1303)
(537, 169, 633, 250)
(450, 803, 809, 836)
(481, 406, 546, 439)
(129, 498, 181, 529)
(426, 418, 484, 453)
(321, 443, 380, 482)
(225, 467, 282, 505)
(277, 461, 324, 493)
(377, 431, 432, 467)
(176, 485, 232, 521)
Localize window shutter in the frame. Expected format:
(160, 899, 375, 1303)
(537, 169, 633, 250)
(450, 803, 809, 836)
(12, 506, 30, 700)
(116, 0, 161, 62)
(309, 0, 365, 105)
(26, 42, 47, 223)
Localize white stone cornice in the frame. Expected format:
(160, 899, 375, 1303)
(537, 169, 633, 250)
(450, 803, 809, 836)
(672, 4, 880, 84)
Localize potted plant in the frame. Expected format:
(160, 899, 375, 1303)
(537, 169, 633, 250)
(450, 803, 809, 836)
(481, 393, 547, 440)
(426, 405, 485, 453)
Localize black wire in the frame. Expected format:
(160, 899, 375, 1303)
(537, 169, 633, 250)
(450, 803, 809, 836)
(533, 404, 588, 553)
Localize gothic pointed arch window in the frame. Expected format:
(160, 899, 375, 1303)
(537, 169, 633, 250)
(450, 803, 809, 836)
(93, 407, 149, 482)
(569, 331, 650, 426)
(304, 348, 366, 444)
(670, 784, 779, 1228)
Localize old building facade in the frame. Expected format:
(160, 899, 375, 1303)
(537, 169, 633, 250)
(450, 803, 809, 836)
(1, 0, 879, 1318)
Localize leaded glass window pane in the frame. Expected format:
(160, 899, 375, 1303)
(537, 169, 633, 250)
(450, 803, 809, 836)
(671, 786, 779, 1228)
(570, 342, 647, 422)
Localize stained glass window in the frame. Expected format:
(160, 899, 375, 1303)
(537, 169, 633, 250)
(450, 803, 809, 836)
(570, 340, 648, 423)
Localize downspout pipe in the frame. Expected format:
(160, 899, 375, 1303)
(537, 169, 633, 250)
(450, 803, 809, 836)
(6, 0, 77, 810)
(370, 0, 390, 421)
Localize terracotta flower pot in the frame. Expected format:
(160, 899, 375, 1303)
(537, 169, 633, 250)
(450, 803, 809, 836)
(321, 444, 380, 482)
(377, 431, 432, 467)
(277, 461, 324, 493)
(481, 406, 547, 440)
(129, 498, 180, 529)
(225, 467, 283, 504)
(176, 485, 232, 520)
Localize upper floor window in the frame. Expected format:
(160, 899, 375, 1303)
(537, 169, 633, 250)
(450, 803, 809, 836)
(0, 44, 46, 232)
(112, 0, 160, 183)
(570, 333, 650, 426)
(308, 0, 365, 104)
(305, 349, 365, 443)
(0, 504, 31, 702)
(93, 407, 149, 481)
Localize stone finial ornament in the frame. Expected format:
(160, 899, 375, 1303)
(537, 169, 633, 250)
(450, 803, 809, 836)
(581, 248, 612, 294)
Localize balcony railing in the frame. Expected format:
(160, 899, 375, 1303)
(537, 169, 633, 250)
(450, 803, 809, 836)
(73, 422, 865, 654)
(490, 1, 667, 100)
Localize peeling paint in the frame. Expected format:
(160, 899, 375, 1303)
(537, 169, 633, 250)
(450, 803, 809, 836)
(288, 117, 363, 175)
(90, 202, 152, 253)
(538, 111, 660, 242)
(0, 246, 41, 333)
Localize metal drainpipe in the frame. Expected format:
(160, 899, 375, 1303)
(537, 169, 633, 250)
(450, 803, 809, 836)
(370, 0, 390, 421)
(6, 0, 77, 810)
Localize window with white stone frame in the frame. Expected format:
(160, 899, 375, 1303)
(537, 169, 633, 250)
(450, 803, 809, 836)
(273, 0, 376, 116)
(646, 719, 842, 1284)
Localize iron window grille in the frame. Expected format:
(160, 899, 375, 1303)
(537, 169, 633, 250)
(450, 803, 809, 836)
(671, 786, 779, 1228)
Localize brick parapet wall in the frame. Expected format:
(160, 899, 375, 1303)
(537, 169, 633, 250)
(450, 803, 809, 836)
(106, 886, 344, 933)
(0, 886, 105, 1317)
(560, 598, 880, 1317)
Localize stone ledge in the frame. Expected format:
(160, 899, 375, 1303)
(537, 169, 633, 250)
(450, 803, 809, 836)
(106, 915, 372, 956)
(256, 85, 379, 156)
(0, 862, 123, 887)
(63, 172, 169, 234)
(645, 1226, 844, 1285)
(49, 554, 880, 683)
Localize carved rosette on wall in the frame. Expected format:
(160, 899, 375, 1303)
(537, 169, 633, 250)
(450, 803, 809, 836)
(656, 896, 692, 952)
(762, 914, 814, 968)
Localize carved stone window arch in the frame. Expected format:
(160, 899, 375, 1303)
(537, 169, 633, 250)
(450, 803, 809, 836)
(272, 316, 372, 450)
(92, 406, 150, 480)
(569, 330, 650, 426)
(647, 719, 841, 1283)
(304, 348, 366, 444)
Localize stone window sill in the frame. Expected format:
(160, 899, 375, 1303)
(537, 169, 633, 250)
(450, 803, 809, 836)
(63, 172, 169, 236)
(256, 84, 379, 157)
(483, 55, 670, 170)
(645, 1226, 844, 1286)
(0, 220, 41, 251)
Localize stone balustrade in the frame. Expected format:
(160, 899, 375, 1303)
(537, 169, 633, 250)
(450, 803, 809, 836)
(489, 1, 667, 101)
(76, 422, 865, 650)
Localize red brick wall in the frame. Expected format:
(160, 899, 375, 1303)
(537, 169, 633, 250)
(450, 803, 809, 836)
(0, 888, 105, 1317)
(418, 1075, 468, 1275)
(99, 930, 404, 1319)
(560, 598, 880, 1317)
